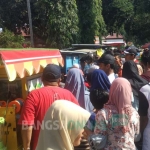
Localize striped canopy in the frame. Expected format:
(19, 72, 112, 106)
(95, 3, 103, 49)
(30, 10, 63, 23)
(0, 49, 64, 81)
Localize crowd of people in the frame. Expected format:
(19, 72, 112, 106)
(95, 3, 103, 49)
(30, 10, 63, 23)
(18, 46, 150, 150)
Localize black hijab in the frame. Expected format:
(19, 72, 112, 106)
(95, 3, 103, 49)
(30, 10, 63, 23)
(122, 60, 148, 96)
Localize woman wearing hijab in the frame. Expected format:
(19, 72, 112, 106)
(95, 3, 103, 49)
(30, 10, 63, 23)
(90, 69, 111, 92)
(85, 65, 99, 89)
(122, 60, 149, 111)
(36, 100, 90, 150)
(122, 61, 150, 149)
(65, 68, 94, 113)
(93, 78, 140, 149)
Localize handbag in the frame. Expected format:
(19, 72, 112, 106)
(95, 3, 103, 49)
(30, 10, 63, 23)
(88, 134, 107, 150)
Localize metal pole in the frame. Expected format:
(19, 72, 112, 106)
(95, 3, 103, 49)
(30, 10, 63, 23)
(27, 0, 34, 47)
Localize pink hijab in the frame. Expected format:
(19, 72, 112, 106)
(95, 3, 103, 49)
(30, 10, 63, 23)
(104, 78, 133, 132)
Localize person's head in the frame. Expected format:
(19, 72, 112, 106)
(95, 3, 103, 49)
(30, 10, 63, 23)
(65, 68, 84, 85)
(90, 69, 111, 91)
(124, 47, 137, 61)
(42, 64, 61, 86)
(104, 78, 136, 132)
(80, 56, 86, 69)
(105, 78, 132, 115)
(71, 64, 84, 76)
(85, 55, 93, 65)
(86, 65, 99, 85)
(37, 100, 90, 149)
(114, 53, 121, 63)
(65, 68, 85, 108)
(72, 63, 80, 69)
(114, 53, 122, 74)
(98, 54, 116, 75)
(140, 49, 150, 71)
(90, 89, 109, 110)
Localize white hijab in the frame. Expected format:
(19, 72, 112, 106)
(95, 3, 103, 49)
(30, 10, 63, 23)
(36, 100, 90, 150)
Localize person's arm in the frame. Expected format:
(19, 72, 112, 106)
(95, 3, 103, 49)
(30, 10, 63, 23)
(83, 113, 96, 139)
(18, 92, 36, 150)
(138, 91, 149, 138)
(87, 110, 107, 150)
(140, 116, 148, 137)
(21, 125, 33, 150)
(94, 110, 107, 135)
(134, 114, 141, 142)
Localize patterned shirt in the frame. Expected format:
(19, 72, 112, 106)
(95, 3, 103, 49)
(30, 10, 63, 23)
(94, 107, 140, 150)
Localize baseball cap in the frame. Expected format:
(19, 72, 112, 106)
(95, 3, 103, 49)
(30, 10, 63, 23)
(42, 64, 61, 82)
(124, 46, 138, 56)
(98, 54, 115, 64)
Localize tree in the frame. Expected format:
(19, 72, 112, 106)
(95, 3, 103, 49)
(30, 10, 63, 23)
(124, 0, 150, 45)
(102, 0, 134, 34)
(34, 0, 79, 49)
(76, 0, 106, 44)
(0, 0, 28, 31)
(0, 29, 25, 48)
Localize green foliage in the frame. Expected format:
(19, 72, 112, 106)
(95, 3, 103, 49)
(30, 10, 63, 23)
(34, 0, 79, 49)
(76, 0, 106, 44)
(125, 0, 150, 45)
(0, 0, 28, 30)
(0, 29, 25, 48)
(102, 0, 134, 34)
(1, 0, 150, 47)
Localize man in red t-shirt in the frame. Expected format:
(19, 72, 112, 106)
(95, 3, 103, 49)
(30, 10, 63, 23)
(18, 64, 79, 150)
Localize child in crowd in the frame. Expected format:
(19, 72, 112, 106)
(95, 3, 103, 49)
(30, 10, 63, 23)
(84, 89, 109, 133)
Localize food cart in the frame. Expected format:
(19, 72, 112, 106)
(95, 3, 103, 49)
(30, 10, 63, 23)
(0, 49, 63, 150)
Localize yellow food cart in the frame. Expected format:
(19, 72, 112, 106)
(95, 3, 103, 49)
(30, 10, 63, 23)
(0, 49, 63, 150)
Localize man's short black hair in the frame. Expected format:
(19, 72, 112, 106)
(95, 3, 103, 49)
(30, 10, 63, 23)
(85, 55, 93, 62)
(98, 54, 116, 71)
(80, 56, 86, 62)
(90, 89, 109, 110)
(114, 53, 121, 58)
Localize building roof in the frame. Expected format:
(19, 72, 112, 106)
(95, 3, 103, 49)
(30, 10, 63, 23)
(105, 33, 123, 39)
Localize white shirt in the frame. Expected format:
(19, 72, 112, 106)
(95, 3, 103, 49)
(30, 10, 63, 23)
(108, 73, 118, 84)
(85, 91, 94, 113)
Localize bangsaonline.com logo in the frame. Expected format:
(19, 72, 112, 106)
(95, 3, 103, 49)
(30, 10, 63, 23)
(21, 120, 87, 130)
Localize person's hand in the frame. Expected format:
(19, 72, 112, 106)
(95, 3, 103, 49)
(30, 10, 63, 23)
(115, 59, 120, 65)
(83, 128, 93, 140)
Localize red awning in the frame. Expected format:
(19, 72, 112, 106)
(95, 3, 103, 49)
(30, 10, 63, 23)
(0, 49, 64, 81)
